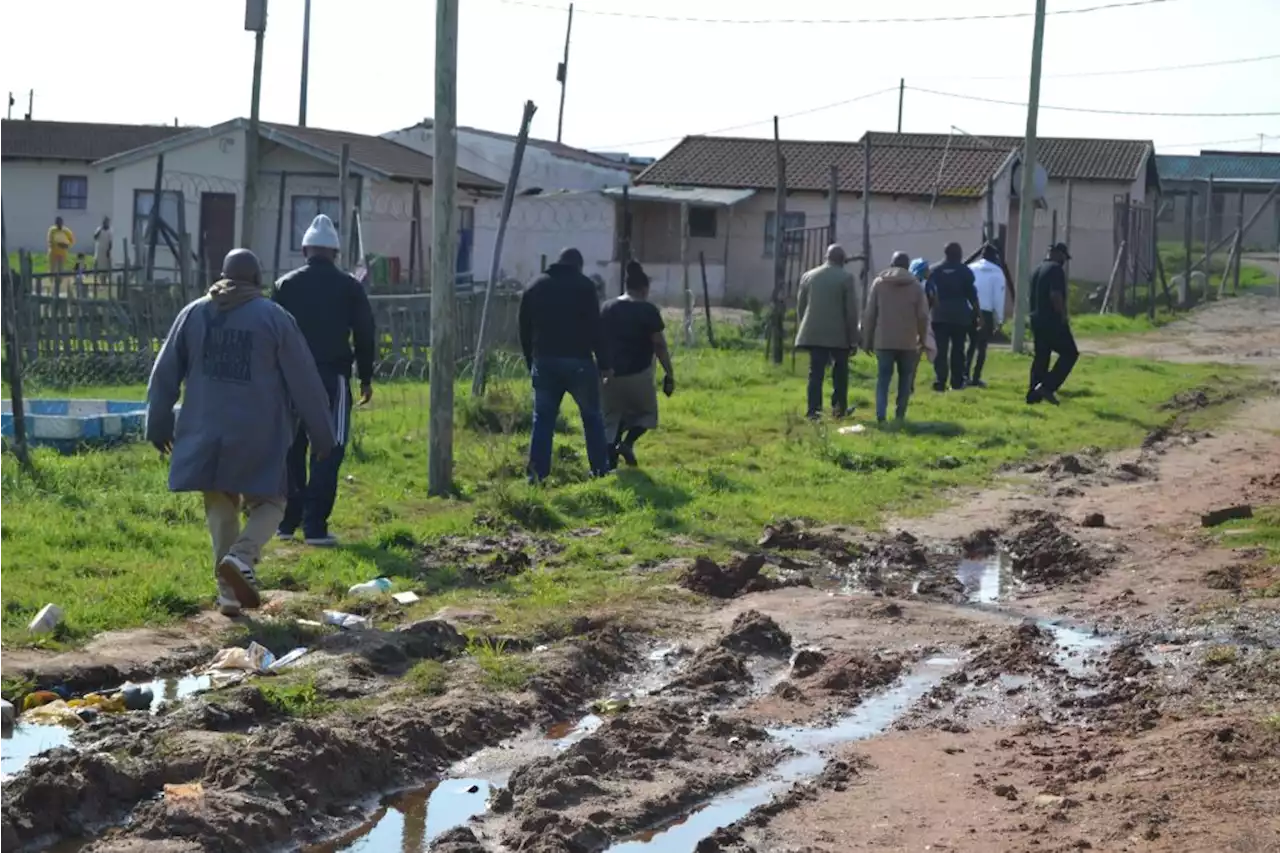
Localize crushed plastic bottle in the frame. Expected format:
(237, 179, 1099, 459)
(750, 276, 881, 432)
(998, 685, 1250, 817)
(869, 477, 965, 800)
(323, 610, 372, 630)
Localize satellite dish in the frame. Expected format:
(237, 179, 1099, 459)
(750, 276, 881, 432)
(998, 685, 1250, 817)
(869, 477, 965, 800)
(1010, 161, 1049, 202)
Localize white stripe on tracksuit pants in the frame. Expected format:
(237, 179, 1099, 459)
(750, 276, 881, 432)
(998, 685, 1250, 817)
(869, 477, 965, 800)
(282, 370, 350, 538)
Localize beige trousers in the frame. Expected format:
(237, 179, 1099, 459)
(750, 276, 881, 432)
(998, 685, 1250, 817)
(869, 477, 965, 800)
(203, 492, 284, 598)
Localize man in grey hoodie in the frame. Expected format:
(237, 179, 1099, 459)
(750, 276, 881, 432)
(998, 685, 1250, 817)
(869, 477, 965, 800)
(863, 252, 931, 424)
(146, 249, 337, 617)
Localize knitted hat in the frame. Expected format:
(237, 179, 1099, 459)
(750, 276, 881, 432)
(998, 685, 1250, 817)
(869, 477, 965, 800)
(302, 214, 340, 250)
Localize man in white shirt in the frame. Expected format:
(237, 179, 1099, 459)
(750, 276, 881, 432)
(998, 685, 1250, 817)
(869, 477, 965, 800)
(92, 216, 113, 285)
(965, 244, 1009, 388)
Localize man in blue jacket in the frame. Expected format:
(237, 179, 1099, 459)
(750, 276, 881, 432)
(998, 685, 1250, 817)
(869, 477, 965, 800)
(272, 214, 376, 546)
(925, 242, 980, 392)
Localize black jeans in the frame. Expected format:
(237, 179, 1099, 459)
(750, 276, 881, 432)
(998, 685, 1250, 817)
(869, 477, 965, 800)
(806, 347, 849, 417)
(281, 369, 350, 538)
(966, 310, 995, 382)
(932, 322, 969, 390)
(1030, 321, 1079, 396)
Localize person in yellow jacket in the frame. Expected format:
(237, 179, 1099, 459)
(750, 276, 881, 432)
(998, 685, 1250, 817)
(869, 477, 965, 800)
(47, 216, 75, 284)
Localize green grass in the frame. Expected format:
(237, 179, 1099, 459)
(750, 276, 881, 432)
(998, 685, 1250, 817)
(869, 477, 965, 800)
(257, 673, 333, 717)
(405, 659, 450, 696)
(1210, 504, 1280, 599)
(468, 637, 539, 691)
(0, 338, 1258, 647)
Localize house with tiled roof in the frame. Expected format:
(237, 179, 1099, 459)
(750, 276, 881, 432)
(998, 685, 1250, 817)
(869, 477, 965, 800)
(629, 130, 1158, 302)
(1155, 151, 1280, 251)
(3, 117, 505, 285)
(1, 119, 190, 257)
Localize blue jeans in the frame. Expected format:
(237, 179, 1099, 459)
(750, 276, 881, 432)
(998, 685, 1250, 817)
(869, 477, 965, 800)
(529, 357, 611, 481)
(875, 349, 917, 422)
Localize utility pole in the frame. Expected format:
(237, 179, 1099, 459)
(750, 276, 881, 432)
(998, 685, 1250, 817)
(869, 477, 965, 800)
(6, 93, 12, 120)
(25, 89, 33, 120)
(243, 0, 268, 249)
(897, 79, 904, 133)
(555, 3, 573, 144)
(299, 0, 312, 126)
(1010, 0, 1047, 355)
(429, 0, 460, 497)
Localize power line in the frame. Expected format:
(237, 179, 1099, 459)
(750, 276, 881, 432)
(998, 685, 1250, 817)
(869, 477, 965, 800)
(940, 52, 1280, 81)
(908, 86, 1280, 117)
(587, 86, 899, 151)
(1158, 134, 1280, 150)
(495, 0, 1178, 25)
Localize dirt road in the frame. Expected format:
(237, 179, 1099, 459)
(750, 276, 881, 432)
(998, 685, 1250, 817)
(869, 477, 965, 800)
(3, 296, 1278, 853)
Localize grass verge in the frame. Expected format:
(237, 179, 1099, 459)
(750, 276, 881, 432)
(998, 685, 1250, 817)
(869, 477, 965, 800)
(0, 340, 1258, 647)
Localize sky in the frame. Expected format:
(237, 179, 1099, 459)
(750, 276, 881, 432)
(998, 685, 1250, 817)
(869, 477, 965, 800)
(2, 0, 1278, 159)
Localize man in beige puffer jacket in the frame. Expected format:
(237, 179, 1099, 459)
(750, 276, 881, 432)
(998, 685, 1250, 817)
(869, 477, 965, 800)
(863, 252, 931, 424)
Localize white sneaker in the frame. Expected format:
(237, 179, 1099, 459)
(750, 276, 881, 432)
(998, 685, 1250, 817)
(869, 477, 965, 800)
(304, 534, 340, 548)
(217, 596, 243, 618)
(217, 554, 262, 609)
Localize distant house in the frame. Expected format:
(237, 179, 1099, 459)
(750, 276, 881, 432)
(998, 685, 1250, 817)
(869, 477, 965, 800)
(89, 118, 501, 282)
(1155, 151, 1280, 251)
(631, 131, 1158, 303)
(385, 120, 644, 193)
(1, 119, 188, 256)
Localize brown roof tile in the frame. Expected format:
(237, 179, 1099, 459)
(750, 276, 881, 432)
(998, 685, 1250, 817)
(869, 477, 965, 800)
(262, 122, 501, 189)
(1, 119, 191, 161)
(637, 132, 1153, 197)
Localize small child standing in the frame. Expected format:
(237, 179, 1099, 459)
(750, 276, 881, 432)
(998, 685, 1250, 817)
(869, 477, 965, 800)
(74, 252, 88, 299)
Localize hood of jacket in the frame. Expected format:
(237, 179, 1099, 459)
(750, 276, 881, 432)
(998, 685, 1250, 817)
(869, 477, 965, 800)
(877, 266, 919, 287)
(207, 277, 263, 312)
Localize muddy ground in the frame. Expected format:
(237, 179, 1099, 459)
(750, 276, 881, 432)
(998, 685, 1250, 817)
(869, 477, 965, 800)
(3, 298, 1279, 853)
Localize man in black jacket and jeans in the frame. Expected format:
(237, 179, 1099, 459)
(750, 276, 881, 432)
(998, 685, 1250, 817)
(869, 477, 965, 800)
(272, 214, 376, 546)
(520, 248, 612, 482)
(1027, 242, 1078, 406)
(926, 242, 980, 392)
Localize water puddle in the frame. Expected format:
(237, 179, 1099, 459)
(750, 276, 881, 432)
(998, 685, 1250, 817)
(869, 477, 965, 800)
(307, 779, 492, 852)
(1, 722, 73, 781)
(1042, 621, 1113, 676)
(956, 552, 1015, 604)
(606, 658, 958, 852)
(544, 713, 603, 749)
(127, 673, 214, 714)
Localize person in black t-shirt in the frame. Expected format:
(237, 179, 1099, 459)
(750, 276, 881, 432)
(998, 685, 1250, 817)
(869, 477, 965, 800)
(1027, 242, 1078, 406)
(600, 262, 675, 468)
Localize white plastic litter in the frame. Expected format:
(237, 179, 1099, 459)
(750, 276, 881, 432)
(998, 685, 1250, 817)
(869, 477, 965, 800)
(268, 648, 310, 670)
(836, 424, 866, 435)
(323, 610, 372, 630)
(348, 578, 392, 596)
(392, 591, 420, 605)
(205, 641, 275, 673)
(29, 604, 64, 635)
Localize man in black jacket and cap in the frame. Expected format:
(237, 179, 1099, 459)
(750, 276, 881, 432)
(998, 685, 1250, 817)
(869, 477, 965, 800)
(272, 214, 376, 546)
(519, 247, 612, 482)
(1027, 242, 1078, 405)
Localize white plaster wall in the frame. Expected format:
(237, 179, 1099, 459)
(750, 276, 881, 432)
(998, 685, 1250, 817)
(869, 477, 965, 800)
(1, 160, 114, 254)
(471, 191, 617, 287)
(386, 127, 633, 192)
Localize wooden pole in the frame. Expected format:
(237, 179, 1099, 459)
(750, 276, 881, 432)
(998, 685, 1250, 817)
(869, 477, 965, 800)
(272, 169, 287, 280)
(1148, 198, 1158, 320)
(243, 24, 266, 249)
(1099, 240, 1126, 315)
(828, 165, 838, 242)
(681, 201, 693, 346)
(555, 3, 573, 144)
(1231, 188, 1245, 293)
(1010, 0, 1047, 354)
(770, 116, 787, 365)
(175, 190, 190, 296)
(861, 133, 872, 309)
(720, 204, 732, 301)
(429, 0, 460, 496)
(1119, 192, 1131, 313)
(409, 179, 420, 287)
(1182, 190, 1194, 306)
(1064, 178, 1073, 279)
(1, 211, 31, 470)
(338, 143, 351, 262)
(145, 154, 165, 281)
(473, 99, 537, 396)
(415, 182, 426, 287)
(985, 178, 995, 244)
(299, 0, 312, 126)
(1051, 208, 1058, 246)
(1217, 233, 1238, 299)
(1202, 173, 1214, 275)
(618, 185, 631, 295)
(699, 250, 715, 346)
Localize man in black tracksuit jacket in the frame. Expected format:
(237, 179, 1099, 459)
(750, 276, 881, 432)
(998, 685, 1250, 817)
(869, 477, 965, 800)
(272, 214, 376, 546)
(926, 242, 980, 392)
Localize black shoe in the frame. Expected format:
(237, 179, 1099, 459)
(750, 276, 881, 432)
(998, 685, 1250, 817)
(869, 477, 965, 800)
(932, 383, 946, 393)
(618, 443, 638, 467)
(970, 379, 988, 389)
(608, 445, 621, 470)
(1036, 384, 1061, 406)
(806, 411, 822, 421)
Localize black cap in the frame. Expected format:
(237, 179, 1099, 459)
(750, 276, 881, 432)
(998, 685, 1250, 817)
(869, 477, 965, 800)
(1050, 242, 1072, 260)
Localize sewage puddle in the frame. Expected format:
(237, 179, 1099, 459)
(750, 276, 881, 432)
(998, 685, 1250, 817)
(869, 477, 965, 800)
(1, 673, 213, 780)
(956, 552, 1015, 604)
(606, 658, 959, 852)
(306, 779, 492, 852)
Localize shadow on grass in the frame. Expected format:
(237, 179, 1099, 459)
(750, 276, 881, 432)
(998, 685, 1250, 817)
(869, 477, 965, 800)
(613, 469, 693, 511)
(900, 420, 966, 438)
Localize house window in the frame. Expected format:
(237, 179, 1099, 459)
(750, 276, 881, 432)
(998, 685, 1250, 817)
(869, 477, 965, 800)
(291, 195, 341, 251)
(57, 175, 89, 210)
(133, 189, 182, 246)
(688, 206, 717, 238)
(763, 211, 806, 258)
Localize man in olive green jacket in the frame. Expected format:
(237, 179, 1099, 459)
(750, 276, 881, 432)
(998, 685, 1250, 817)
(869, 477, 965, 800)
(795, 244, 860, 419)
